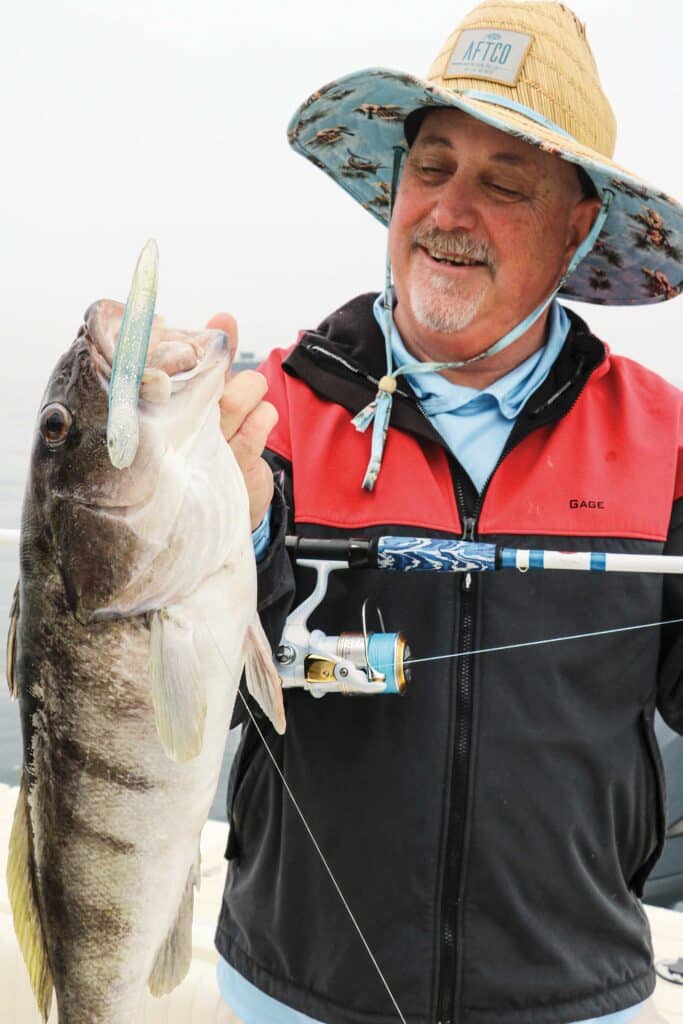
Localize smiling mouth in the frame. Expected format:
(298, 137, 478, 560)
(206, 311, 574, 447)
(420, 246, 487, 269)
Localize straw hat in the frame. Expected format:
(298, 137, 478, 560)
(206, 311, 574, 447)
(288, 0, 682, 306)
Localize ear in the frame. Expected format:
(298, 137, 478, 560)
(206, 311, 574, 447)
(563, 196, 602, 271)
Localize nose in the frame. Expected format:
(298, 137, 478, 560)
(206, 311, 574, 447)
(431, 173, 479, 234)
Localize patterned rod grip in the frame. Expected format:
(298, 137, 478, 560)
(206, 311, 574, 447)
(376, 537, 498, 573)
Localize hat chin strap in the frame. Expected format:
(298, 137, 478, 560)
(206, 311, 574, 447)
(352, 151, 613, 491)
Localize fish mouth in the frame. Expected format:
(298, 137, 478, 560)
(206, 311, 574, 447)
(61, 300, 232, 514)
(167, 334, 229, 390)
(83, 299, 234, 396)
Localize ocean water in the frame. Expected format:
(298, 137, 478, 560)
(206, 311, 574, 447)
(0, 372, 242, 821)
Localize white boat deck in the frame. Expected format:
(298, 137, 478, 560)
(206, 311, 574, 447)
(0, 782, 680, 1023)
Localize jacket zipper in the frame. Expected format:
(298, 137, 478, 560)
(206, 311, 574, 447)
(306, 343, 373, 380)
(301, 329, 604, 1023)
(434, 364, 599, 1023)
(437, 480, 477, 1024)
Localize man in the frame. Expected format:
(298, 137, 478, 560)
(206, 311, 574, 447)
(211, 2, 682, 1022)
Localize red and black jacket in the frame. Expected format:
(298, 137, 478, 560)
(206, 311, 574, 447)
(216, 293, 683, 1024)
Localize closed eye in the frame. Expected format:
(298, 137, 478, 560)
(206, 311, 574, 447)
(419, 164, 449, 176)
(406, 154, 451, 178)
(488, 181, 525, 199)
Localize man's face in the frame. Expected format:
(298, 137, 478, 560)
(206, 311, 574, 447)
(389, 107, 599, 365)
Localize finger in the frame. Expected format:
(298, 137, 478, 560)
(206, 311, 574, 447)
(229, 401, 279, 472)
(220, 371, 269, 441)
(205, 311, 238, 338)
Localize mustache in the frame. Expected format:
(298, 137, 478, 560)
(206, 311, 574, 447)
(412, 227, 495, 269)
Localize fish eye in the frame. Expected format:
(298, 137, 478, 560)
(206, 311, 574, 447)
(39, 403, 73, 447)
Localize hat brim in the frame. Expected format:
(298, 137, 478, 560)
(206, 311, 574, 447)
(288, 68, 683, 307)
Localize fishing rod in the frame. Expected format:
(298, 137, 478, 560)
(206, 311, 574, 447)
(280, 533, 683, 699)
(215, 532, 683, 1024)
(286, 534, 683, 575)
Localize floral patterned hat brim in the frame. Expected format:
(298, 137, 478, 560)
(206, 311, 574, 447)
(288, 68, 683, 307)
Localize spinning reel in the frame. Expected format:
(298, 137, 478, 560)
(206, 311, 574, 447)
(276, 556, 411, 698)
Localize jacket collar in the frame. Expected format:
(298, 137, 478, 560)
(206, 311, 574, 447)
(283, 292, 607, 447)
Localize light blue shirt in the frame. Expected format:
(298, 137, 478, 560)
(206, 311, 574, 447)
(373, 293, 570, 493)
(217, 955, 645, 1024)
(230, 298, 645, 1024)
(252, 504, 272, 562)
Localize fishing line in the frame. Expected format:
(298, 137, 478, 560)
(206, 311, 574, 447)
(393, 616, 683, 669)
(206, 626, 408, 1024)
(234, 689, 408, 1024)
(208, 612, 683, 1022)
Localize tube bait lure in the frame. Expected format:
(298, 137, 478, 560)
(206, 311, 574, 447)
(107, 238, 159, 468)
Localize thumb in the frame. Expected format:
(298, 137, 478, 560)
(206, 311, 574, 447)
(205, 312, 239, 360)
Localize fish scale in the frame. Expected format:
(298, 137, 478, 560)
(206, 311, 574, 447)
(6, 294, 285, 1023)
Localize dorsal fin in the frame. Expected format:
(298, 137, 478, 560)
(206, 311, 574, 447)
(6, 581, 19, 699)
(7, 781, 54, 1020)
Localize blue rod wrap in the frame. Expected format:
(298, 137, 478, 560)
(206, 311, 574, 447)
(500, 548, 517, 569)
(376, 537, 498, 573)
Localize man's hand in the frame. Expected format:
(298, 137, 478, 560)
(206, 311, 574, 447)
(206, 313, 278, 531)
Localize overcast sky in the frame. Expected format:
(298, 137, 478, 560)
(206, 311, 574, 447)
(2, 0, 681, 383)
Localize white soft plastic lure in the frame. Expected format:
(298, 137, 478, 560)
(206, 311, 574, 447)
(107, 239, 159, 468)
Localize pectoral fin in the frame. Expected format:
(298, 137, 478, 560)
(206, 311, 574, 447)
(148, 852, 199, 996)
(244, 615, 286, 735)
(7, 581, 19, 699)
(7, 782, 54, 1021)
(149, 608, 206, 762)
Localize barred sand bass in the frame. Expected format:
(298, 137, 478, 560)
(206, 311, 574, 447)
(6, 299, 285, 1023)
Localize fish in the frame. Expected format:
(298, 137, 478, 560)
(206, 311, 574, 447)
(6, 298, 285, 1023)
